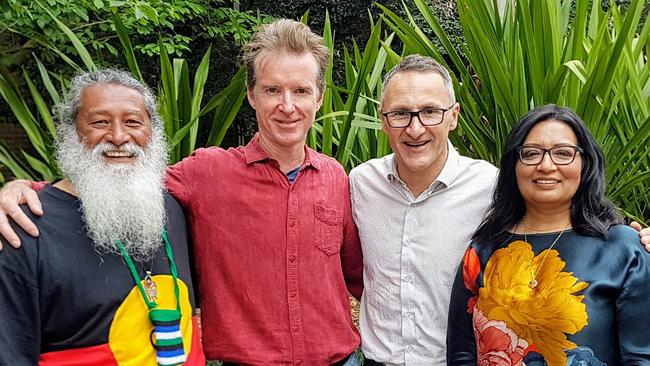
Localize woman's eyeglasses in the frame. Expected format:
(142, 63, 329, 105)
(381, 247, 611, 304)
(517, 145, 583, 165)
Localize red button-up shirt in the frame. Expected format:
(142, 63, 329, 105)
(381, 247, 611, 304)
(165, 134, 363, 365)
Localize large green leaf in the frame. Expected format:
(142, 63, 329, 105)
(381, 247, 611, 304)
(205, 65, 248, 147)
(111, 13, 142, 80)
(36, 0, 96, 71)
(335, 20, 382, 166)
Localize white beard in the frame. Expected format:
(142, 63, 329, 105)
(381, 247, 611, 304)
(55, 123, 169, 262)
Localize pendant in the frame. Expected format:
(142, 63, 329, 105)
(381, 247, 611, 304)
(528, 279, 538, 289)
(144, 271, 158, 302)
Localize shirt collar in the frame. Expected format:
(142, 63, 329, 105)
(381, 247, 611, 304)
(243, 133, 321, 171)
(386, 139, 460, 189)
(386, 155, 399, 182)
(435, 140, 461, 188)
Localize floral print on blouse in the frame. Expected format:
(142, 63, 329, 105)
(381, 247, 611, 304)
(446, 226, 650, 366)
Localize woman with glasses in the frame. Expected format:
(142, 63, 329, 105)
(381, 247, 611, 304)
(446, 104, 650, 365)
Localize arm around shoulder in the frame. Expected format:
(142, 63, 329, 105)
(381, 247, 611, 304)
(614, 226, 650, 362)
(164, 147, 228, 207)
(339, 172, 363, 300)
(0, 179, 43, 249)
(629, 221, 650, 250)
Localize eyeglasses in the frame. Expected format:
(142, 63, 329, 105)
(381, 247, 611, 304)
(381, 105, 455, 128)
(517, 145, 583, 165)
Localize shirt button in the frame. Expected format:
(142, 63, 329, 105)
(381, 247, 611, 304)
(403, 240, 409, 246)
(296, 361, 303, 365)
(290, 221, 296, 227)
(289, 255, 296, 262)
(404, 275, 412, 282)
(292, 326, 300, 333)
(407, 345, 413, 352)
(290, 292, 297, 298)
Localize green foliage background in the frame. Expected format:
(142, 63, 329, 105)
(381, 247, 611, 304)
(0, 0, 271, 148)
(1, 0, 270, 61)
(0, 0, 648, 223)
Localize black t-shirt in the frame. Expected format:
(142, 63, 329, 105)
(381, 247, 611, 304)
(0, 185, 197, 364)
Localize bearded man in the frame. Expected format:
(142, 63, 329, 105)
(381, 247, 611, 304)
(0, 20, 362, 365)
(0, 70, 204, 365)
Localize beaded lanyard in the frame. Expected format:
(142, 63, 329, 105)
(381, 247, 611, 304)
(116, 230, 186, 366)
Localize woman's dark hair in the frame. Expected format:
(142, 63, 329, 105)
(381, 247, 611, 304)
(473, 104, 622, 244)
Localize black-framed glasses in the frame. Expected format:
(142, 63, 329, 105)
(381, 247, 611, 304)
(517, 145, 583, 165)
(381, 105, 455, 128)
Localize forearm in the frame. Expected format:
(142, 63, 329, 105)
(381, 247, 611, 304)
(32, 180, 48, 191)
(341, 240, 363, 299)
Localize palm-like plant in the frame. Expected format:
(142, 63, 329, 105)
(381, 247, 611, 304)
(0, 10, 247, 181)
(308, 12, 396, 170)
(371, 0, 649, 222)
(307, 2, 648, 221)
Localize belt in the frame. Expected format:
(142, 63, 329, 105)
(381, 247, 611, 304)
(363, 358, 385, 366)
(222, 353, 356, 366)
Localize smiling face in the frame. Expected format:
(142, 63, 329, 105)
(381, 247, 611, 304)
(381, 71, 459, 185)
(247, 51, 323, 155)
(75, 84, 152, 164)
(515, 120, 582, 213)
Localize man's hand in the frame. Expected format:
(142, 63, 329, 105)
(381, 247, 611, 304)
(0, 180, 42, 250)
(631, 221, 650, 253)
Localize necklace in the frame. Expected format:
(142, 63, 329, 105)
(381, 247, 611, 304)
(521, 219, 569, 233)
(523, 223, 569, 289)
(116, 230, 186, 365)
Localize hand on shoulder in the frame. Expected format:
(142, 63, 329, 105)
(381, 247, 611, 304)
(0, 180, 42, 249)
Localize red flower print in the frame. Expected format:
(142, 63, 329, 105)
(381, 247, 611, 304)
(473, 307, 530, 366)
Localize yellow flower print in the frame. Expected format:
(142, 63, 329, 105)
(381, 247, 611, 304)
(477, 240, 589, 366)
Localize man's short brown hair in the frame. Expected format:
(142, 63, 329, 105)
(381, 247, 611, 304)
(381, 54, 456, 105)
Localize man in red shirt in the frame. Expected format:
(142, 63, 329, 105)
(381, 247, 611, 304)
(164, 19, 363, 365)
(0, 19, 363, 366)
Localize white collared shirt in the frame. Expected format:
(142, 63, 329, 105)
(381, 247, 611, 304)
(349, 141, 498, 365)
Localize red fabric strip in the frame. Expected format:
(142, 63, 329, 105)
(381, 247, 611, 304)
(185, 315, 207, 365)
(39, 343, 118, 366)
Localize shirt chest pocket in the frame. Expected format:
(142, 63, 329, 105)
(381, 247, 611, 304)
(313, 203, 343, 256)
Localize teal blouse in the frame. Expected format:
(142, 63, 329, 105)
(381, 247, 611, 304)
(447, 225, 650, 366)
